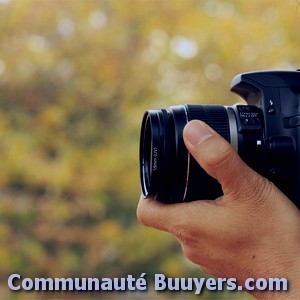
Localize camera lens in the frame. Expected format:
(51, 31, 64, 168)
(140, 104, 232, 203)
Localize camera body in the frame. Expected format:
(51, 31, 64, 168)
(140, 70, 300, 208)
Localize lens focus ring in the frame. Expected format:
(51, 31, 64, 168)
(186, 105, 231, 143)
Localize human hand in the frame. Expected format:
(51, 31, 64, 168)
(137, 120, 300, 299)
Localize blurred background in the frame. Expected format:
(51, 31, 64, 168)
(0, 0, 299, 299)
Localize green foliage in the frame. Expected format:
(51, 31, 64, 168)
(0, 0, 299, 298)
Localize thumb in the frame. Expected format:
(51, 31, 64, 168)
(183, 120, 267, 199)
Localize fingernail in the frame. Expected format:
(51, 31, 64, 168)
(184, 120, 213, 146)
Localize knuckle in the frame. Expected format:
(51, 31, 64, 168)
(136, 205, 148, 225)
(136, 200, 156, 227)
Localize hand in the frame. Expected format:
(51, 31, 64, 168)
(137, 120, 300, 299)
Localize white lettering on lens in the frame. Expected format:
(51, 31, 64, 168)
(153, 147, 158, 171)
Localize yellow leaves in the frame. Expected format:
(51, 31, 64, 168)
(160, 255, 187, 278)
(98, 220, 123, 242)
(0, 247, 12, 273)
(0, 1, 298, 299)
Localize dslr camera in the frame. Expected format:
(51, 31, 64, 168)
(139, 70, 300, 208)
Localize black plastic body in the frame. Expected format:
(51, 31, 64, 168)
(140, 70, 300, 208)
(231, 70, 300, 207)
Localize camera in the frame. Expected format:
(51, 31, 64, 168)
(139, 70, 300, 208)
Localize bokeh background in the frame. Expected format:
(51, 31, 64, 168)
(0, 0, 299, 299)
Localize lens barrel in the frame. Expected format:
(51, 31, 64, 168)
(140, 104, 232, 203)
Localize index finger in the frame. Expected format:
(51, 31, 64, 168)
(137, 195, 220, 236)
